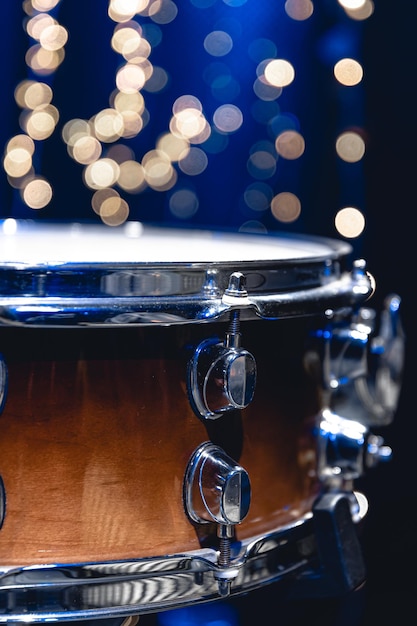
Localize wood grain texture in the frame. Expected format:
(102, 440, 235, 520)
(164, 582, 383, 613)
(0, 320, 320, 566)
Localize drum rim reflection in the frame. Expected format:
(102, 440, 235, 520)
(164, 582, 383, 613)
(0, 497, 368, 622)
(0, 220, 373, 327)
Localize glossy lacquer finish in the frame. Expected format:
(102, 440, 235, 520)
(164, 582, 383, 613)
(0, 319, 320, 567)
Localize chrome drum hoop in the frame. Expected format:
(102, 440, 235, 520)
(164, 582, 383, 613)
(0, 492, 369, 624)
(0, 517, 316, 622)
(0, 220, 373, 327)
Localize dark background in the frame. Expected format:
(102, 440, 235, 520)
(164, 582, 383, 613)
(0, 2, 415, 624)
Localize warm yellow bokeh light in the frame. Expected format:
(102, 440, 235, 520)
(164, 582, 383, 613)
(84, 158, 120, 189)
(334, 58, 363, 86)
(264, 59, 295, 88)
(285, 0, 314, 21)
(343, 0, 374, 20)
(99, 195, 130, 226)
(275, 130, 305, 159)
(22, 177, 53, 209)
(3, 148, 33, 178)
(93, 108, 125, 143)
(335, 207, 365, 238)
(1, 0, 376, 226)
(24, 105, 59, 140)
(270, 192, 301, 222)
(336, 131, 365, 162)
(72, 136, 102, 165)
(117, 160, 147, 192)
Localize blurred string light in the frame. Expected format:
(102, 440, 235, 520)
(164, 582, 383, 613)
(331, 0, 373, 239)
(3, 0, 65, 209)
(2, 0, 372, 237)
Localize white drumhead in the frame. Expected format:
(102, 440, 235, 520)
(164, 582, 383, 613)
(0, 218, 367, 327)
(0, 218, 349, 266)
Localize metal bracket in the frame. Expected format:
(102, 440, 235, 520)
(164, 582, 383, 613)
(291, 492, 366, 598)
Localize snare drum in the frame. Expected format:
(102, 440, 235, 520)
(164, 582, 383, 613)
(0, 220, 373, 621)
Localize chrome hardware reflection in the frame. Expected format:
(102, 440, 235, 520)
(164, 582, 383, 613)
(306, 283, 401, 501)
(315, 293, 404, 427)
(355, 294, 404, 425)
(316, 408, 392, 493)
(0, 490, 371, 622)
(184, 442, 251, 526)
(0, 222, 375, 327)
(188, 336, 257, 419)
(184, 442, 251, 596)
(188, 276, 257, 420)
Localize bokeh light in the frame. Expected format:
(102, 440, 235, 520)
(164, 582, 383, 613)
(335, 206, 365, 238)
(270, 191, 301, 223)
(22, 177, 53, 209)
(334, 58, 363, 86)
(336, 131, 365, 163)
(1, 0, 371, 241)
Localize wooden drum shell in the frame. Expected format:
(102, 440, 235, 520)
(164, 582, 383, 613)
(0, 318, 321, 567)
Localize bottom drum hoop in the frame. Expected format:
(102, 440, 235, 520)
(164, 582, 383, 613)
(0, 518, 316, 621)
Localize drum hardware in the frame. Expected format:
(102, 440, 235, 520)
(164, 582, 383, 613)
(0, 221, 401, 620)
(1, 493, 372, 620)
(0, 221, 375, 327)
(0, 496, 369, 620)
(289, 491, 366, 598)
(316, 408, 391, 494)
(221, 272, 252, 308)
(0, 268, 372, 326)
(306, 286, 403, 495)
(365, 433, 392, 467)
(315, 291, 404, 428)
(187, 273, 257, 420)
(202, 269, 222, 298)
(183, 442, 251, 596)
